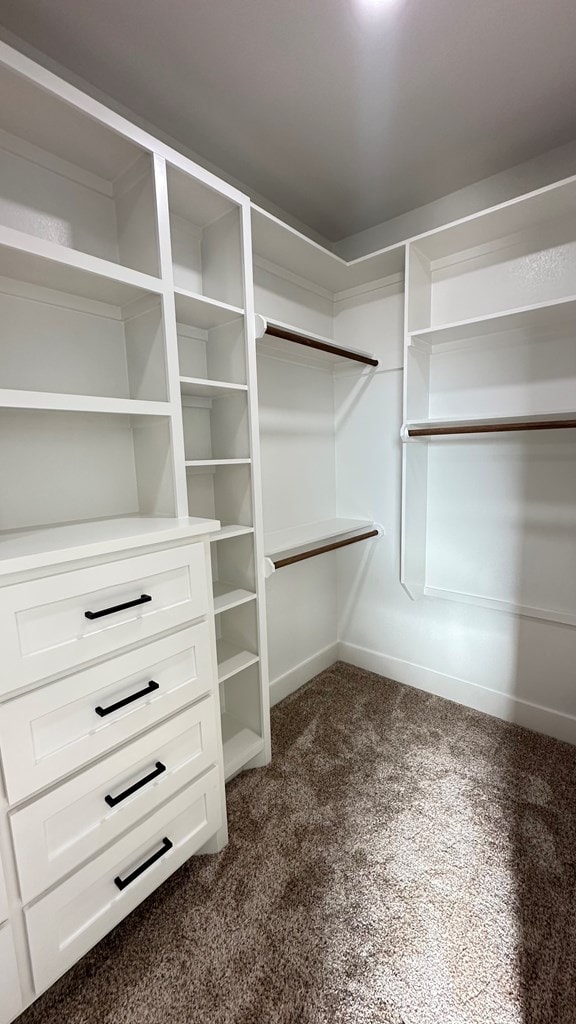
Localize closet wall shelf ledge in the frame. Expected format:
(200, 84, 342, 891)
(402, 412, 576, 439)
(255, 316, 379, 368)
(0, 390, 172, 417)
(264, 518, 382, 576)
(409, 293, 576, 349)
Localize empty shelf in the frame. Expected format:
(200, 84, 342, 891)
(221, 712, 264, 781)
(180, 377, 248, 399)
(216, 639, 259, 683)
(258, 317, 378, 368)
(213, 581, 257, 614)
(409, 294, 576, 349)
(0, 390, 171, 416)
(174, 288, 244, 330)
(210, 524, 254, 542)
(185, 458, 251, 468)
(264, 518, 378, 571)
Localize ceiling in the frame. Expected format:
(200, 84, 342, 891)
(1, 0, 576, 242)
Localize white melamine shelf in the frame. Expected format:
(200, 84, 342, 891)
(213, 581, 257, 614)
(210, 524, 254, 542)
(252, 205, 404, 292)
(180, 377, 248, 399)
(0, 224, 163, 306)
(216, 640, 259, 683)
(221, 712, 264, 781)
(264, 518, 376, 561)
(409, 294, 576, 348)
(174, 288, 244, 329)
(257, 317, 379, 369)
(185, 458, 251, 468)
(403, 410, 576, 438)
(0, 516, 220, 577)
(0, 390, 172, 417)
(412, 175, 576, 262)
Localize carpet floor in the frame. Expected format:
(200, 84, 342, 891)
(16, 661, 576, 1024)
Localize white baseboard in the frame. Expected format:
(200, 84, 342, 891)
(269, 643, 340, 707)
(338, 641, 576, 746)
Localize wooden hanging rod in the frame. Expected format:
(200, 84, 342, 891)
(265, 324, 379, 367)
(408, 419, 576, 437)
(272, 529, 379, 569)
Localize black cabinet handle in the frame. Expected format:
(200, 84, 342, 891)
(114, 837, 173, 891)
(95, 680, 159, 718)
(85, 594, 152, 620)
(105, 762, 166, 807)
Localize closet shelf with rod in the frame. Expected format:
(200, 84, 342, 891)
(402, 411, 576, 439)
(264, 519, 381, 577)
(255, 315, 380, 369)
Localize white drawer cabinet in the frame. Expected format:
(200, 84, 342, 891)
(26, 768, 222, 995)
(0, 622, 213, 805)
(0, 544, 209, 694)
(0, 923, 22, 1024)
(11, 697, 219, 903)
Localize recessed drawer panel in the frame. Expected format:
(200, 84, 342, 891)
(0, 923, 22, 1024)
(0, 623, 214, 805)
(0, 543, 209, 694)
(11, 697, 219, 904)
(26, 768, 221, 996)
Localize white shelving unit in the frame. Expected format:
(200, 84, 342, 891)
(401, 177, 576, 626)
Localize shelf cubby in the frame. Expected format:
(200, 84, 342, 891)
(0, 64, 160, 277)
(186, 463, 253, 529)
(211, 532, 256, 613)
(220, 663, 264, 779)
(216, 602, 259, 682)
(166, 164, 243, 307)
(182, 390, 249, 463)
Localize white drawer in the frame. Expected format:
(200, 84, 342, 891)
(0, 923, 22, 1024)
(0, 543, 209, 694)
(0, 623, 214, 804)
(26, 768, 221, 995)
(11, 696, 219, 904)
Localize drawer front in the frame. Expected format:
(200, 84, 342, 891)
(0, 543, 209, 694)
(12, 697, 219, 904)
(0, 923, 22, 1024)
(26, 768, 222, 995)
(0, 623, 214, 805)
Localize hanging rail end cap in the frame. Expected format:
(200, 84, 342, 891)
(254, 314, 268, 339)
(400, 424, 411, 442)
(264, 556, 276, 579)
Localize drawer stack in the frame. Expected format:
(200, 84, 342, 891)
(0, 534, 226, 1018)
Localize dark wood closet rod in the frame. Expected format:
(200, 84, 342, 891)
(265, 324, 379, 367)
(408, 419, 576, 437)
(273, 529, 379, 570)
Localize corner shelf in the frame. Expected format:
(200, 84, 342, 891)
(221, 712, 264, 781)
(174, 287, 244, 330)
(216, 639, 259, 683)
(213, 582, 257, 615)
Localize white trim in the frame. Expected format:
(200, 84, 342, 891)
(269, 643, 339, 706)
(338, 641, 576, 745)
(253, 254, 334, 301)
(333, 272, 404, 303)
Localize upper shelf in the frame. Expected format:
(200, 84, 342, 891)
(252, 205, 404, 293)
(409, 294, 576, 349)
(256, 317, 379, 369)
(174, 288, 244, 330)
(402, 410, 576, 439)
(264, 518, 379, 573)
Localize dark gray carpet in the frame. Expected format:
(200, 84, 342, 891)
(16, 661, 576, 1023)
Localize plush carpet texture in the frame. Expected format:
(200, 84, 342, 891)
(17, 661, 576, 1024)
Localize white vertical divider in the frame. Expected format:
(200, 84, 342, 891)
(401, 242, 428, 597)
(150, 153, 189, 518)
(240, 201, 272, 765)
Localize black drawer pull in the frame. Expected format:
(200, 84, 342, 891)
(85, 594, 152, 620)
(105, 761, 166, 808)
(114, 837, 173, 891)
(95, 680, 159, 718)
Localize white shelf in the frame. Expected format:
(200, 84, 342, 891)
(213, 581, 257, 614)
(264, 518, 376, 561)
(0, 224, 163, 307)
(210, 524, 254, 543)
(216, 640, 259, 683)
(221, 712, 264, 781)
(0, 390, 171, 417)
(174, 288, 244, 330)
(257, 317, 378, 369)
(403, 410, 576, 439)
(0, 516, 220, 577)
(185, 458, 251, 468)
(252, 205, 404, 292)
(180, 377, 248, 399)
(410, 294, 576, 349)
